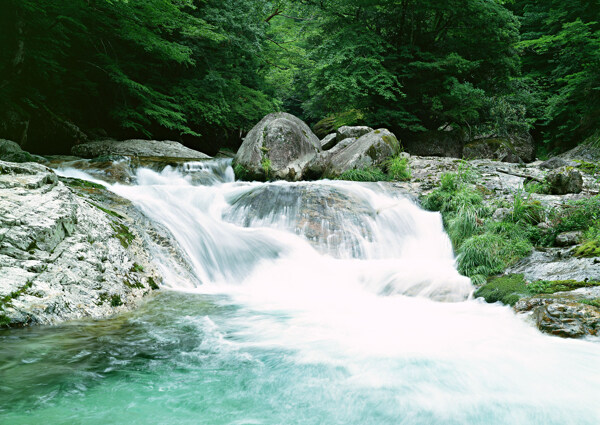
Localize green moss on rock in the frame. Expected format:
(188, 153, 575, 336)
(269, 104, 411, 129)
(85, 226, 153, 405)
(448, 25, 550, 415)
(574, 240, 600, 258)
(474, 274, 528, 306)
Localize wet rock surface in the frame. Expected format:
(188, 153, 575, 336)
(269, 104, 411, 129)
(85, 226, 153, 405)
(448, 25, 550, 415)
(0, 161, 193, 328)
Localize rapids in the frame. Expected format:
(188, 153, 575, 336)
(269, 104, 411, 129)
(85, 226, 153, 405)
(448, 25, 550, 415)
(1, 159, 599, 424)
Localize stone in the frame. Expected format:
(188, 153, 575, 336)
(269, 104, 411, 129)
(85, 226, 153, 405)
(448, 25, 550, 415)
(463, 134, 535, 163)
(555, 231, 583, 247)
(403, 130, 465, 158)
(72, 139, 211, 160)
(515, 296, 600, 338)
(546, 170, 583, 195)
(233, 112, 321, 181)
(540, 157, 576, 169)
(492, 207, 512, 221)
(0, 160, 164, 327)
(307, 129, 401, 178)
(335, 126, 373, 142)
(0, 139, 45, 163)
(321, 133, 337, 150)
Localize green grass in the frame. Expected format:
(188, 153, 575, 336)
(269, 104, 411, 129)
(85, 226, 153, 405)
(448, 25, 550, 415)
(383, 156, 411, 181)
(0, 313, 12, 328)
(131, 263, 144, 273)
(336, 167, 388, 182)
(261, 157, 272, 179)
(111, 222, 135, 248)
(148, 277, 160, 290)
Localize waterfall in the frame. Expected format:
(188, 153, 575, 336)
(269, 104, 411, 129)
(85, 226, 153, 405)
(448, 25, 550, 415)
(8, 158, 594, 425)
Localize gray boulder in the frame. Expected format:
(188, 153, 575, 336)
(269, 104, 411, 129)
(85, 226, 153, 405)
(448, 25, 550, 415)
(546, 170, 583, 195)
(555, 231, 583, 247)
(403, 130, 465, 158)
(0, 161, 162, 327)
(307, 129, 401, 178)
(0, 139, 45, 163)
(463, 134, 535, 163)
(539, 157, 577, 170)
(234, 112, 321, 181)
(72, 139, 211, 160)
(336, 126, 373, 142)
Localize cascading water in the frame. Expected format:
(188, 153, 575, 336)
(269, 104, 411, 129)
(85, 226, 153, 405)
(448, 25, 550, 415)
(1, 159, 599, 425)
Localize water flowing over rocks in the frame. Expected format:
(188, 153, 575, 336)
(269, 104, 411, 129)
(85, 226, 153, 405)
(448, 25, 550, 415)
(72, 139, 211, 160)
(0, 160, 191, 327)
(234, 112, 321, 181)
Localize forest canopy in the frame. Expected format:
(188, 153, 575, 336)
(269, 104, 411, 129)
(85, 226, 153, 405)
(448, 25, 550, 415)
(0, 0, 598, 155)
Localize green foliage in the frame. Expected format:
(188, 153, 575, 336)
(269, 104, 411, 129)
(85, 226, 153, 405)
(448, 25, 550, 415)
(509, 189, 545, 225)
(474, 274, 528, 306)
(111, 222, 135, 248)
(313, 110, 364, 138)
(148, 277, 160, 291)
(383, 156, 411, 181)
(547, 196, 600, 240)
(131, 263, 144, 273)
(574, 224, 600, 258)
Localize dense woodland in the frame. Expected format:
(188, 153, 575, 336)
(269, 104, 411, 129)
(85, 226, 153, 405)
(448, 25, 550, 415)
(0, 0, 598, 155)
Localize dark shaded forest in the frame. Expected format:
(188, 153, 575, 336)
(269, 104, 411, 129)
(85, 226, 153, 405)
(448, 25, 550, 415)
(0, 0, 598, 155)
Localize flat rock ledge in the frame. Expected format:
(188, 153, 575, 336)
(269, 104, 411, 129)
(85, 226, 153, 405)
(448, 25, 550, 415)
(72, 139, 211, 160)
(0, 160, 165, 327)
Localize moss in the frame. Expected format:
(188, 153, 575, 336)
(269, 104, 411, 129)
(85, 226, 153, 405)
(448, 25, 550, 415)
(312, 109, 364, 138)
(474, 274, 528, 306)
(527, 279, 600, 294)
(574, 240, 600, 258)
(580, 299, 600, 308)
(64, 178, 106, 190)
(110, 294, 123, 307)
(110, 222, 135, 248)
(148, 277, 160, 290)
(131, 263, 144, 273)
(123, 278, 144, 289)
(90, 202, 123, 219)
(0, 281, 33, 308)
(233, 162, 256, 181)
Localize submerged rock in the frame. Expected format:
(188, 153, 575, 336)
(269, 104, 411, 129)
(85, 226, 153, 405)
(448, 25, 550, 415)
(72, 139, 211, 160)
(0, 161, 163, 327)
(234, 112, 321, 181)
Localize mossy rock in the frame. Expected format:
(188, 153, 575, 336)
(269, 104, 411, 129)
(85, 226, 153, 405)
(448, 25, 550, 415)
(313, 110, 364, 138)
(474, 274, 528, 306)
(574, 240, 600, 258)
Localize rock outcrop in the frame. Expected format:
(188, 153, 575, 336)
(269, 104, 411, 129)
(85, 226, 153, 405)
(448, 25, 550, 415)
(0, 161, 164, 327)
(72, 139, 211, 160)
(546, 169, 584, 194)
(307, 129, 401, 178)
(0, 139, 45, 163)
(233, 112, 321, 181)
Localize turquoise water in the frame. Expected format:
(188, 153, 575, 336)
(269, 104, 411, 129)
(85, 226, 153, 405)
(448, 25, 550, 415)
(1, 291, 599, 425)
(2, 162, 598, 424)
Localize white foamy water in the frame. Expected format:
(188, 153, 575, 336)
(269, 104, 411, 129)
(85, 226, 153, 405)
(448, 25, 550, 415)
(50, 160, 600, 424)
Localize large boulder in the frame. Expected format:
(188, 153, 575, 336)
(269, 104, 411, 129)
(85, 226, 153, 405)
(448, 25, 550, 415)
(72, 139, 211, 160)
(0, 161, 163, 327)
(463, 134, 535, 163)
(546, 169, 584, 195)
(233, 112, 321, 181)
(321, 133, 337, 150)
(307, 129, 401, 178)
(403, 130, 465, 158)
(0, 139, 45, 163)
